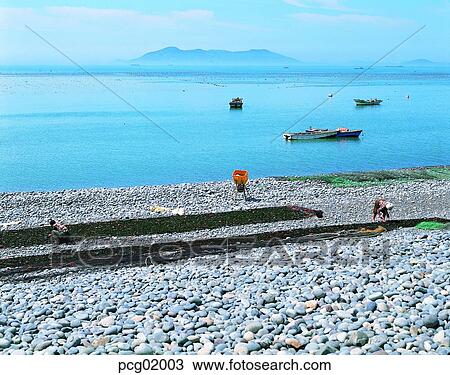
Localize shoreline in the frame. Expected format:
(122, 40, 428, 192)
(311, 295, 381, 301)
(1, 165, 449, 195)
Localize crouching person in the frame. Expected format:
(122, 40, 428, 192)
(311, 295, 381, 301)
(49, 219, 70, 245)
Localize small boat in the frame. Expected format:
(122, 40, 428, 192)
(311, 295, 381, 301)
(229, 97, 243, 109)
(283, 130, 337, 141)
(354, 98, 382, 106)
(336, 127, 362, 137)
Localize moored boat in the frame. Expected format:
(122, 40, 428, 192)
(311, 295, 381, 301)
(283, 130, 337, 141)
(229, 97, 243, 108)
(336, 128, 363, 137)
(354, 98, 382, 106)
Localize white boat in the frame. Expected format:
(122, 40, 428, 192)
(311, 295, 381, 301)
(283, 130, 337, 141)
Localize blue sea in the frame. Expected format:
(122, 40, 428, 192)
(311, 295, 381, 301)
(1, 65, 449, 192)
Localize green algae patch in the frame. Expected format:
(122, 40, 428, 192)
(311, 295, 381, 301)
(415, 221, 448, 230)
(284, 166, 450, 187)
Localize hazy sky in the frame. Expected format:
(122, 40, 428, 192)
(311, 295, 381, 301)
(1, 0, 449, 64)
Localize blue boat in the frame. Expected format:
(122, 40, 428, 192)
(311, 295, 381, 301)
(336, 128, 363, 137)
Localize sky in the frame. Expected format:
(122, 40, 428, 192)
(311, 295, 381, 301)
(0, 0, 449, 64)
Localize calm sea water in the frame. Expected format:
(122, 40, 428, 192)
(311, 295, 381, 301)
(1, 65, 449, 192)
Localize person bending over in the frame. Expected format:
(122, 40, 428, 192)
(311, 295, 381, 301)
(49, 219, 70, 245)
(372, 199, 393, 223)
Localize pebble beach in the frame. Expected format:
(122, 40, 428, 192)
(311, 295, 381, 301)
(0, 175, 449, 355)
(0, 228, 449, 355)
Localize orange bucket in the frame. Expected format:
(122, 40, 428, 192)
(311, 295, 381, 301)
(232, 170, 249, 185)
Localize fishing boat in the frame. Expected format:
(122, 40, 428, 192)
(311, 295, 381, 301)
(336, 127, 363, 137)
(354, 98, 382, 106)
(229, 97, 243, 109)
(283, 130, 337, 141)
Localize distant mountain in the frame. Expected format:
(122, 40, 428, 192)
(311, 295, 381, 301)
(403, 59, 437, 65)
(129, 47, 300, 66)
